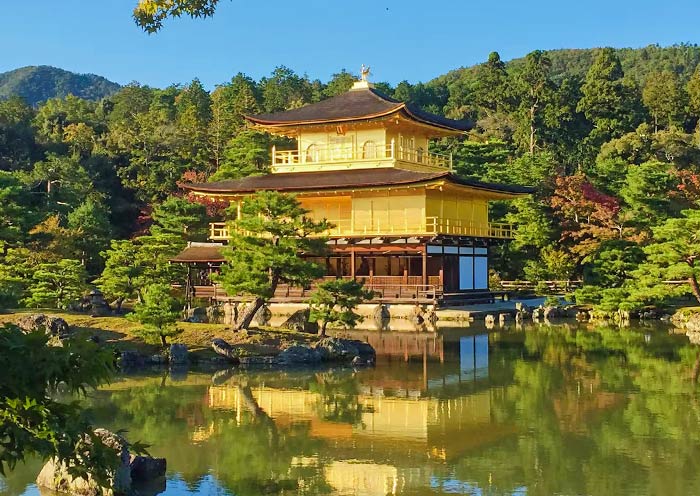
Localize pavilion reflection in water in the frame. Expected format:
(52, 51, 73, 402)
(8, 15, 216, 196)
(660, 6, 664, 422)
(207, 331, 516, 495)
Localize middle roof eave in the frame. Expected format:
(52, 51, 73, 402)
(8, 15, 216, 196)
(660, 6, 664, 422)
(181, 168, 533, 196)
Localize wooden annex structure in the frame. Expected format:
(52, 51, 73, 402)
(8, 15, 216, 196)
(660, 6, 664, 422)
(174, 74, 532, 305)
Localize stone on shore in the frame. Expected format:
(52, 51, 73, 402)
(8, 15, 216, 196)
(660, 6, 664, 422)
(118, 350, 145, 369)
(169, 343, 188, 365)
(16, 313, 71, 339)
(211, 338, 240, 364)
(276, 344, 322, 365)
(314, 337, 376, 364)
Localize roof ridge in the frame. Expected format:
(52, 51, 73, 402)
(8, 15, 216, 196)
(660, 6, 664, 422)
(367, 87, 402, 105)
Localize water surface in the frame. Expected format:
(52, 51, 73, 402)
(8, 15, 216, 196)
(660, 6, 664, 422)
(3, 321, 700, 496)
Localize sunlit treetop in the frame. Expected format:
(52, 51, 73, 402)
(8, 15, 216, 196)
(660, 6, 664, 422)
(133, 0, 221, 33)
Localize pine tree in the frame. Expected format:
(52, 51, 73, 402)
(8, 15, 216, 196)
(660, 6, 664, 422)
(627, 209, 700, 305)
(217, 191, 330, 330)
(323, 70, 357, 98)
(210, 74, 261, 170)
(309, 280, 373, 337)
(210, 129, 271, 180)
(176, 78, 212, 173)
(66, 197, 112, 272)
(24, 259, 87, 309)
(95, 240, 142, 312)
(127, 283, 182, 349)
(151, 196, 208, 241)
(687, 65, 700, 119)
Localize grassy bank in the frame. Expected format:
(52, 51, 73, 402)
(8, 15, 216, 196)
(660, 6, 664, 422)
(0, 310, 316, 361)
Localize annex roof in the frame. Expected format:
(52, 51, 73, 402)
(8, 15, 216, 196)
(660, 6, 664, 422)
(181, 168, 533, 196)
(246, 86, 472, 134)
(170, 242, 225, 263)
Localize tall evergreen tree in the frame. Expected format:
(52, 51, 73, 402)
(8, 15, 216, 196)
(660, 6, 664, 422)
(176, 78, 212, 173)
(473, 51, 511, 116)
(210, 73, 261, 170)
(513, 50, 555, 155)
(642, 71, 687, 132)
(578, 47, 643, 147)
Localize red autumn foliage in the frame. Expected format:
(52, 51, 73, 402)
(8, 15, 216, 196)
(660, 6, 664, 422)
(673, 169, 700, 205)
(550, 174, 628, 258)
(186, 192, 228, 218)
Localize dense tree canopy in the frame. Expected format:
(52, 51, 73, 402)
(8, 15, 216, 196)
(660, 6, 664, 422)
(2, 46, 700, 314)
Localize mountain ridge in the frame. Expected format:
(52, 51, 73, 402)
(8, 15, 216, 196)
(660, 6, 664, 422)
(0, 65, 121, 106)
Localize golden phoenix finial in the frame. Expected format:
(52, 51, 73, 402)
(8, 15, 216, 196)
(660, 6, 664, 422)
(360, 64, 371, 82)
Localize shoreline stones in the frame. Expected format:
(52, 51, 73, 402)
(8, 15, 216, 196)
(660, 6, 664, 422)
(276, 344, 322, 365)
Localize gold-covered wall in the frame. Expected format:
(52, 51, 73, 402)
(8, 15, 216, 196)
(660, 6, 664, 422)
(351, 191, 426, 233)
(296, 186, 491, 236)
(298, 129, 388, 161)
(207, 184, 514, 240)
(426, 189, 489, 226)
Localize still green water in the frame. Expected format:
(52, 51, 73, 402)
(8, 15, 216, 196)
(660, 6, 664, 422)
(3, 322, 700, 496)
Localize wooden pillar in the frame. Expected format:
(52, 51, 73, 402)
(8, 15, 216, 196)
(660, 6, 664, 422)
(422, 249, 427, 286)
(350, 248, 356, 280)
(185, 265, 192, 310)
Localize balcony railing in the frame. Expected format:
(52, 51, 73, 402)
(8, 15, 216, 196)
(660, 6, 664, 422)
(272, 142, 452, 170)
(210, 217, 514, 240)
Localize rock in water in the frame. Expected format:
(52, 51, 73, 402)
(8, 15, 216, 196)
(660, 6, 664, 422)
(36, 429, 131, 496)
(276, 344, 322, 365)
(16, 313, 70, 339)
(129, 455, 166, 482)
(36, 429, 168, 496)
(118, 350, 145, 369)
(314, 338, 376, 363)
(314, 337, 359, 361)
(211, 338, 240, 364)
(169, 343, 188, 365)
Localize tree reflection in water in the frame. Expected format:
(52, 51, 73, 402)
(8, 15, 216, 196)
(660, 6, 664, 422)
(4, 322, 700, 495)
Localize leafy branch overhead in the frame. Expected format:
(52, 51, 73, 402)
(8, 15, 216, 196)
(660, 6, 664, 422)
(133, 0, 221, 33)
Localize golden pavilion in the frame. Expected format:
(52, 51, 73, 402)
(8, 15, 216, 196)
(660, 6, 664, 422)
(175, 71, 532, 304)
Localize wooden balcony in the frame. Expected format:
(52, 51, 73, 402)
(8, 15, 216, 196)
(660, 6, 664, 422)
(271, 142, 452, 173)
(191, 275, 444, 304)
(209, 217, 514, 241)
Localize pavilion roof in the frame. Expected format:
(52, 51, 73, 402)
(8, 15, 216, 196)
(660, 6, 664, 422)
(246, 86, 472, 134)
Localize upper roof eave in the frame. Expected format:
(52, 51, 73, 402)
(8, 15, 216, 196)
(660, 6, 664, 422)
(244, 87, 472, 134)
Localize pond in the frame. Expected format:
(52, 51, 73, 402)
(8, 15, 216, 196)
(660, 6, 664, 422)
(3, 321, 700, 496)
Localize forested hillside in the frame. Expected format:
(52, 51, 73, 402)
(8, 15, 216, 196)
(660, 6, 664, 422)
(0, 66, 121, 105)
(3, 44, 700, 312)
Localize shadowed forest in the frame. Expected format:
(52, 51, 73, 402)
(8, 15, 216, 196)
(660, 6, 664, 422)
(3, 44, 700, 311)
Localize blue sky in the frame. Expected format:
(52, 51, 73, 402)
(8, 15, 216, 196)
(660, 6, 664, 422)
(2, 0, 698, 88)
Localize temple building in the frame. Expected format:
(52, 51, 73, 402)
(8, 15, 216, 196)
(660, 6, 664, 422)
(175, 71, 532, 305)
